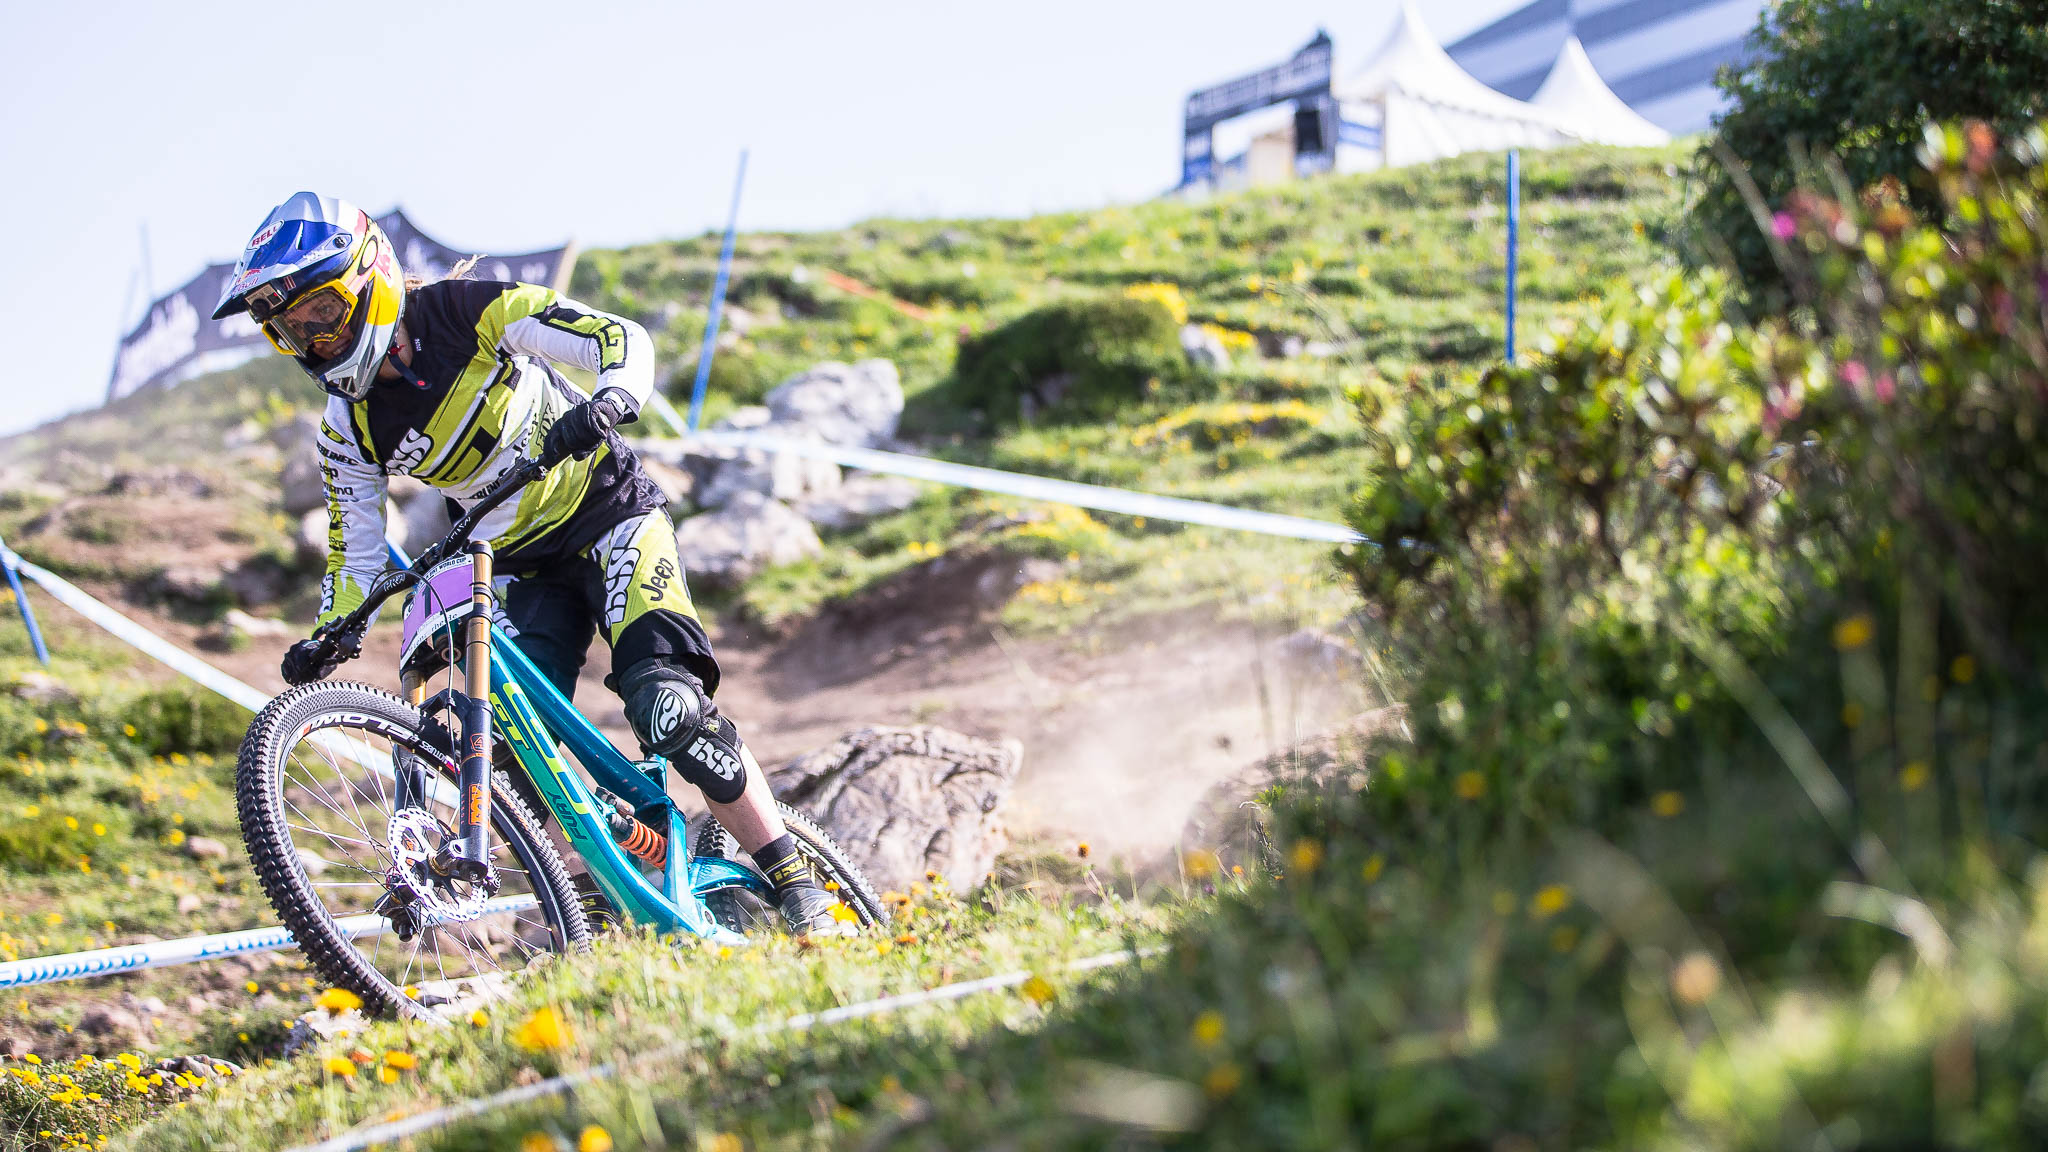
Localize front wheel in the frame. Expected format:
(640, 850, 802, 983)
(694, 802, 889, 933)
(235, 682, 590, 1020)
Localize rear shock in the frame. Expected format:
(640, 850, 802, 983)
(597, 790, 667, 866)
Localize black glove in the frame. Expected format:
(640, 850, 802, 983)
(541, 394, 626, 466)
(281, 627, 357, 686)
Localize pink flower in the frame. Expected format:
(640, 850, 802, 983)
(1772, 213, 1798, 241)
(1874, 373, 1896, 402)
(1840, 361, 1868, 388)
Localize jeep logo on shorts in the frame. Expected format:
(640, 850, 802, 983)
(688, 735, 741, 781)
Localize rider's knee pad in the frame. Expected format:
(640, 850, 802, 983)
(619, 658, 747, 804)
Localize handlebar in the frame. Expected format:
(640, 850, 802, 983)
(309, 457, 551, 665)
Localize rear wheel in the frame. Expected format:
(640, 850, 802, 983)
(694, 802, 888, 933)
(235, 682, 589, 1020)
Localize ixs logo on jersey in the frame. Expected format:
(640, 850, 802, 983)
(686, 734, 742, 782)
(389, 429, 433, 474)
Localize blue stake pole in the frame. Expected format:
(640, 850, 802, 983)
(1506, 149, 1520, 365)
(0, 535, 51, 665)
(686, 150, 750, 433)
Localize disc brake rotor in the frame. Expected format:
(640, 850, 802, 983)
(382, 808, 489, 930)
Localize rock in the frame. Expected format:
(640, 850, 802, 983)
(1277, 628, 1358, 675)
(297, 509, 329, 568)
(8, 671, 76, 706)
(640, 455, 693, 508)
(148, 562, 229, 608)
(103, 469, 211, 499)
(1256, 330, 1306, 359)
(694, 439, 841, 511)
(763, 360, 903, 448)
(385, 473, 431, 504)
(973, 557, 1065, 605)
(1180, 708, 1409, 871)
(673, 491, 822, 590)
(1180, 323, 1230, 371)
(77, 1003, 150, 1046)
(279, 452, 326, 515)
(268, 414, 321, 454)
(222, 557, 291, 607)
(401, 488, 452, 549)
(218, 609, 293, 649)
(296, 847, 334, 877)
(795, 474, 922, 533)
(184, 836, 230, 861)
(769, 726, 1022, 894)
(176, 892, 205, 915)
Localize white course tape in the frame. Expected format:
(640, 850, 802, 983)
(2, 549, 270, 713)
(288, 947, 1151, 1152)
(0, 550, 472, 983)
(0, 895, 539, 990)
(636, 394, 1366, 546)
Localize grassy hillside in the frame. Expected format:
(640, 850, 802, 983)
(0, 144, 1689, 1150)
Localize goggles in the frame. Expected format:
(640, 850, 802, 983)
(252, 273, 368, 358)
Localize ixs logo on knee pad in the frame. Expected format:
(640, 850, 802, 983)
(686, 734, 742, 781)
(649, 688, 686, 742)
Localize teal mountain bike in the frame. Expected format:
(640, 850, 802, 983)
(234, 458, 886, 1020)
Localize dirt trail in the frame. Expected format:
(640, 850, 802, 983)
(56, 552, 1366, 862)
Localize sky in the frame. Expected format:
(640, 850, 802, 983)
(0, 0, 1523, 437)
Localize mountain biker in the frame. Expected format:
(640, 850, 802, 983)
(214, 192, 849, 936)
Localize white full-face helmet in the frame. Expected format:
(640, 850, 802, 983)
(213, 192, 405, 401)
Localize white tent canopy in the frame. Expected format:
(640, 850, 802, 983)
(1529, 36, 1671, 147)
(1334, 0, 1577, 169)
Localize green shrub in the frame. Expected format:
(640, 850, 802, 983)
(951, 296, 1194, 426)
(103, 688, 251, 759)
(1692, 0, 2048, 306)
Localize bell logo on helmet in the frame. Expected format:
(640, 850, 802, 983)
(249, 221, 282, 250)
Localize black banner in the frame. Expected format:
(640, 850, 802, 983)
(106, 210, 574, 403)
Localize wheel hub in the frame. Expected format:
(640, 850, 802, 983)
(382, 808, 489, 933)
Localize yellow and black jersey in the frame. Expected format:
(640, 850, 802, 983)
(315, 279, 662, 628)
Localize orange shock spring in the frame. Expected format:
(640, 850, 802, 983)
(604, 797, 668, 866)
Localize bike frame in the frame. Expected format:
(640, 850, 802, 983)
(432, 547, 768, 942)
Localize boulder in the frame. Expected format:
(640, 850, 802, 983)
(695, 440, 841, 511)
(769, 726, 1023, 894)
(8, 671, 76, 706)
(218, 610, 293, 648)
(148, 563, 230, 608)
(279, 452, 325, 515)
(183, 836, 230, 861)
(1180, 707, 1409, 872)
(76, 1003, 151, 1048)
(763, 360, 903, 448)
(297, 509, 329, 568)
(640, 455, 694, 508)
(1180, 324, 1230, 371)
(223, 557, 291, 607)
(795, 474, 922, 533)
(673, 491, 821, 590)
(401, 489, 452, 549)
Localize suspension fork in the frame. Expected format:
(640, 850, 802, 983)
(434, 541, 496, 882)
(394, 671, 430, 812)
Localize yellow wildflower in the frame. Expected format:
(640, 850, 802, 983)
(383, 1050, 417, 1070)
(1192, 1011, 1225, 1048)
(578, 1126, 615, 1152)
(322, 1056, 355, 1078)
(1020, 975, 1056, 1005)
(512, 1007, 574, 1052)
(315, 987, 363, 1014)
(1531, 885, 1571, 919)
